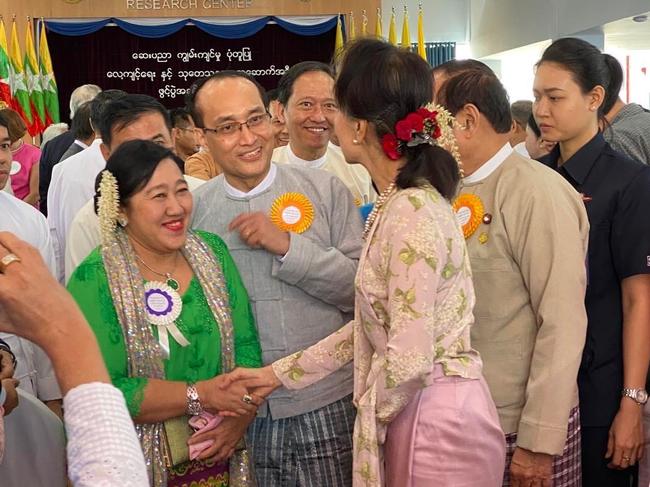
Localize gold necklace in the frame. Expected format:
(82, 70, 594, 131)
(135, 252, 180, 291)
(363, 182, 396, 240)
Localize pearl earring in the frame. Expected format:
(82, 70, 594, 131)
(117, 216, 128, 227)
(352, 139, 360, 145)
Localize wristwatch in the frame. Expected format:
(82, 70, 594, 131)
(622, 388, 649, 405)
(186, 383, 203, 416)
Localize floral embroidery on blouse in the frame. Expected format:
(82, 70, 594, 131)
(272, 185, 482, 486)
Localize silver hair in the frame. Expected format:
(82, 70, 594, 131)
(41, 123, 69, 148)
(69, 84, 102, 119)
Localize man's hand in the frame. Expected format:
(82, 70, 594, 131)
(606, 399, 645, 469)
(187, 413, 255, 463)
(1, 378, 19, 415)
(0, 350, 15, 380)
(229, 212, 290, 256)
(510, 447, 553, 487)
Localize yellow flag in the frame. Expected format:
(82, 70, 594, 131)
(417, 6, 427, 60)
(375, 8, 383, 39)
(388, 8, 397, 46)
(361, 10, 368, 37)
(400, 7, 411, 50)
(334, 14, 344, 55)
(348, 12, 355, 41)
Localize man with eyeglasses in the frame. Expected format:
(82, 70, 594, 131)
(189, 71, 362, 487)
(273, 62, 375, 207)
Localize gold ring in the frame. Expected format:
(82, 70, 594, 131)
(242, 393, 253, 405)
(0, 253, 21, 273)
(622, 456, 631, 461)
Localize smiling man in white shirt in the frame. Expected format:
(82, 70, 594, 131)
(272, 61, 375, 206)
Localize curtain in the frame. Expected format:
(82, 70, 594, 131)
(44, 16, 337, 39)
(410, 42, 456, 67)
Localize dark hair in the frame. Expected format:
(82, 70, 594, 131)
(0, 111, 8, 132)
(94, 139, 184, 213)
(90, 89, 127, 132)
(336, 38, 459, 200)
(436, 69, 513, 133)
(537, 38, 610, 117)
(97, 94, 172, 148)
(277, 61, 334, 106)
(602, 53, 623, 115)
(0, 108, 27, 142)
(186, 71, 268, 128)
(169, 107, 193, 128)
(432, 59, 494, 77)
(527, 113, 541, 138)
(266, 88, 279, 102)
(70, 101, 94, 141)
(511, 100, 533, 128)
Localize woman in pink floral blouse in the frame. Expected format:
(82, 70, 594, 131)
(225, 39, 506, 487)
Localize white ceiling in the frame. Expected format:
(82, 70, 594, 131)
(604, 12, 650, 50)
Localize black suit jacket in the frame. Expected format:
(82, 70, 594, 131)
(39, 130, 75, 216)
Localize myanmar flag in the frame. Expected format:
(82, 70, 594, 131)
(39, 21, 59, 125)
(0, 19, 11, 107)
(24, 18, 45, 135)
(8, 19, 33, 131)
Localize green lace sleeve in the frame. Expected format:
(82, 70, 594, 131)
(196, 230, 263, 368)
(67, 249, 150, 417)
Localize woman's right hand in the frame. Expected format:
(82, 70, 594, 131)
(196, 375, 263, 417)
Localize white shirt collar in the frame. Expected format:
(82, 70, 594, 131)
(286, 142, 328, 169)
(74, 139, 89, 149)
(513, 141, 529, 158)
(223, 163, 277, 199)
(462, 143, 513, 184)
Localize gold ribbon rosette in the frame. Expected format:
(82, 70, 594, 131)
(269, 192, 315, 234)
(453, 193, 484, 239)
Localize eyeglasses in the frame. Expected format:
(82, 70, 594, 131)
(202, 113, 271, 138)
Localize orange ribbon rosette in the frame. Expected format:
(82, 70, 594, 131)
(269, 192, 315, 234)
(452, 193, 484, 239)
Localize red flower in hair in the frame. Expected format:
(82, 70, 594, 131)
(395, 113, 425, 141)
(381, 133, 402, 160)
(432, 124, 442, 138)
(417, 108, 437, 120)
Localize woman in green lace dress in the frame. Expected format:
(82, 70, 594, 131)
(67, 139, 262, 487)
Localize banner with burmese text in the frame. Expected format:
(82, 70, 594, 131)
(45, 20, 336, 119)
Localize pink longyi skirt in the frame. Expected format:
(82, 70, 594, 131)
(385, 366, 506, 487)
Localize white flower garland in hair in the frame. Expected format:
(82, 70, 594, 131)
(426, 103, 464, 176)
(97, 170, 120, 243)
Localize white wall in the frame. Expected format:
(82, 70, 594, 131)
(470, 0, 649, 58)
(380, 0, 469, 43)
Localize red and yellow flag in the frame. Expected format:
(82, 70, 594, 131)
(25, 18, 46, 134)
(39, 20, 59, 125)
(8, 19, 33, 130)
(0, 18, 12, 107)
